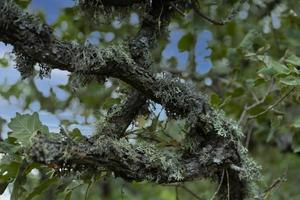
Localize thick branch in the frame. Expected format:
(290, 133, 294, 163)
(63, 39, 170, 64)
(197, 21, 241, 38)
(27, 132, 241, 184)
(0, 0, 207, 118)
(0, 1, 260, 199)
(96, 91, 147, 139)
(96, 0, 172, 139)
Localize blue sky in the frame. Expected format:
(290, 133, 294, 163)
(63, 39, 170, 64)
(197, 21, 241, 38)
(0, 1, 213, 138)
(29, 0, 75, 23)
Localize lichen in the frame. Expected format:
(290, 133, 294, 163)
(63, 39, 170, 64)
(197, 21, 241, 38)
(72, 42, 135, 73)
(1, 0, 53, 79)
(110, 138, 184, 182)
(76, 0, 150, 25)
(14, 51, 35, 79)
(154, 73, 207, 118)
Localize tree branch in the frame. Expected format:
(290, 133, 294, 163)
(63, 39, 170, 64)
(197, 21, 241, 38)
(27, 131, 238, 184)
(94, 0, 172, 140)
(0, 1, 260, 199)
(192, 0, 249, 25)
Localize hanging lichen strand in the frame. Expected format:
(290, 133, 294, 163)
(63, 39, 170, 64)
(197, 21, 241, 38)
(0, 0, 261, 199)
(76, 0, 151, 24)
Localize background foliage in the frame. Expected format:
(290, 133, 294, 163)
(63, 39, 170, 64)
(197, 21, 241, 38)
(1, 0, 300, 199)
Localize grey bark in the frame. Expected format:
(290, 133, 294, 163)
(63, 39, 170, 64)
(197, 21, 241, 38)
(0, 0, 260, 199)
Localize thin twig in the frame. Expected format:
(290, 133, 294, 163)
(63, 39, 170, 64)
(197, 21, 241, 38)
(238, 80, 274, 125)
(210, 170, 225, 200)
(192, 0, 248, 25)
(249, 87, 295, 119)
(85, 182, 92, 200)
(250, 90, 260, 103)
(170, 2, 186, 17)
(226, 170, 230, 200)
(263, 173, 287, 199)
(245, 125, 253, 148)
(176, 186, 180, 200)
(181, 185, 204, 200)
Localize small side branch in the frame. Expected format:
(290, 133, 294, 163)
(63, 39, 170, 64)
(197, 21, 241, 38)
(248, 87, 295, 119)
(192, 0, 249, 25)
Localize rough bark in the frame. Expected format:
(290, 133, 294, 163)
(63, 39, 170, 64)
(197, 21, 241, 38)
(0, 0, 260, 199)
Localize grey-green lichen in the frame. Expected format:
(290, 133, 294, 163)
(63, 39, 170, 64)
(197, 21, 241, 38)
(28, 130, 185, 183)
(76, 0, 150, 24)
(0, 0, 53, 79)
(69, 73, 105, 91)
(3, 0, 262, 198)
(14, 51, 52, 79)
(111, 138, 185, 182)
(192, 108, 261, 180)
(154, 73, 208, 118)
(72, 42, 135, 73)
(14, 51, 35, 79)
(68, 42, 136, 90)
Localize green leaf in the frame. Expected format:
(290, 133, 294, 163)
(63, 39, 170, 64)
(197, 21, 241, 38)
(11, 160, 28, 200)
(102, 97, 121, 109)
(64, 191, 72, 200)
(68, 128, 84, 141)
(210, 93, 221, 106)
(15, 0, 32, 8)
(8, 112, 49, 146)
(24, 177, 59, 200)
(0, 157, 21, 194)
(293, 146, 300, 153)
(285, 54, 300, 66)
(253, 77, 266, 87)
(292, 118, 300, 128)
(0, 140, 20, 155)
(257, 56, 290, 75)
(239, 30, 264, 51)
(292, 134, 300, 153)
(0, 58, 8, 67)
(0, 161, 21, 182)
(280, 76, 300, 86)
(0, 117, 6, 134)
(177, 32, 195, 52)
(0, 182, 9, 195)
(230, 87, 245, 98)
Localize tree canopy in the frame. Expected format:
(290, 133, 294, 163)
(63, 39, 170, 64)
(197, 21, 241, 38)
(0, 0, 300, 199)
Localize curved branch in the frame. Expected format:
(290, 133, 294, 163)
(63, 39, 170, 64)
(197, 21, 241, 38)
(27, 131, 240, 184)
(96, 0, 173, 139)
(0, 1, 260, 199)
